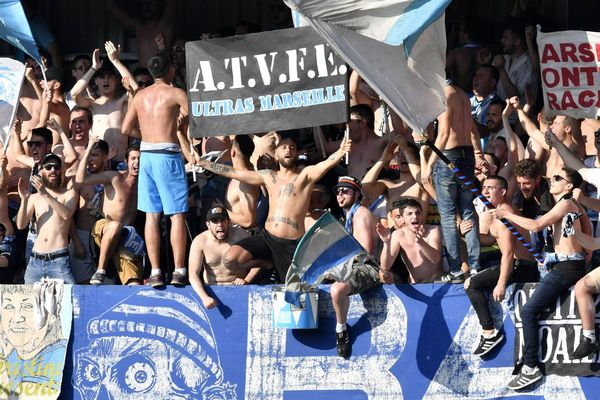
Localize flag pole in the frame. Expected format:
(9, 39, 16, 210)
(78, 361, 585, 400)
(423, 139, 544, 264)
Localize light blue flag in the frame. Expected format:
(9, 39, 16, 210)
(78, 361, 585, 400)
(0, 57, 25, 146)
(285, 0, 451, 133)
(0, 0, 43, 65)
(284, 212, 371, 306)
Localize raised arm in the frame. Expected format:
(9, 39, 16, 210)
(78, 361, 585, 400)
(501, 100, 519, 171)
(11, 119, 34, 168)
(188, 235, 218, 309)
(361, 140, 395, 199)
(198, 158, 266, 186)
(47, 118, 77, 167)
(492, 55, 520, 99)
(24, 66, 43, 100)
(376, 223, 398, 284)
(75, 137, 115, 185)
(71, 49, 100, 108)
(303, 136, 351, 183)
(105, 41, 138, 93)
(511, 96, 549, 151)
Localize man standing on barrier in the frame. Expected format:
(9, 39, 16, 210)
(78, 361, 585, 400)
(423, 82, 484, 283)
(465, 176, 539, 357)
(492, 167, 588, 390)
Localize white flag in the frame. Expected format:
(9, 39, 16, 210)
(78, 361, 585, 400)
(0, 57, 25, 147)
(285, 0, 450, 133)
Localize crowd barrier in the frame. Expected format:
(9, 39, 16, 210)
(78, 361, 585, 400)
(56, 284, 599, 399)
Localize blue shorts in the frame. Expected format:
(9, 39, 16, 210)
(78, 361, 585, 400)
(138, 151, 188, 215)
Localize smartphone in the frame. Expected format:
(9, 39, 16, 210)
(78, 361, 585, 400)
(28, 164, 39, 194)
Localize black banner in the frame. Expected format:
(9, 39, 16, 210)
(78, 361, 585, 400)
(185, 27, 348, 138)
(512, 282, 600, 376)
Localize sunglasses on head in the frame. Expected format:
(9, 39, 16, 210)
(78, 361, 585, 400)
(552, 174, 570, 183)
(336, 187, 353, 195)
(27, 140, 45, 148)
(136, 80, 153, 87)
(42, 163, 61, 171)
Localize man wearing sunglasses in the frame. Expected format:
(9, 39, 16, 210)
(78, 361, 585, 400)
(492, 167, 588, 390)
(16, 154, 78, 284)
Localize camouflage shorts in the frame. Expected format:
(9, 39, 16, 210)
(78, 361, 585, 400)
(328, 259, 381, 295)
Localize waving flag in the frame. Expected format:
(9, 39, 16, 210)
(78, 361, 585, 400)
(0, 0, 43, 65)
(284, 0, 450, 133)
(0, 57, 25, 146)
(284, 212, 369, 306)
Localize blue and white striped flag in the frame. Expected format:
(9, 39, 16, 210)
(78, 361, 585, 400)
(284, 212, 368, 306)
(0, 0, 43, 65)
(285, 0, 451, 133)
(0, 57, 25, 147)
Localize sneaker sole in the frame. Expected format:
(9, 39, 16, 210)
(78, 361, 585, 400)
(573, 343, 600, 359)
(171, 281, 186, 287)
(149, 281, 165, 288)
(474, 334, 504, 357)
(90, 280, 102, 285)
(508, 373, 542, 390)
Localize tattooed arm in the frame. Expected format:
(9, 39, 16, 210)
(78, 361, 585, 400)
(198, 160, 267, 186)
(303, 136, 352, 182)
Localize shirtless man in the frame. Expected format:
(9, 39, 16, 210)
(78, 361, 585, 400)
(75, 139, 142, 285)
(69, 138, 107, 283)
(189, 206, 260, 309)
(224, 135, 259, 229)
(72, 42, 138, 163)
(304, 185, 330, 231)
(0, 156, 15, 283)
(346, 104, 386, 179)
(107, 0, 175, 67)
(378, 198, 442, 284)
(16, 154, 78, 284)
(465, 176, 539, 357)
(492, 167, 588, 390)
(122, 52, 188, 287)
(65, 106, 93, 178)
(198, 135, 351, 282)
(425, 83, 483, 283)
(512, 96, 585, 178)
(362, 133, 429, 222)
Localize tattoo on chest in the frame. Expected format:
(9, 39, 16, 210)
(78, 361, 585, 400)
(266, 216, 299, 230)
(280, 176, 298, 197)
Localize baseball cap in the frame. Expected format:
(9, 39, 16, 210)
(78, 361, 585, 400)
(334, 176, 362, 191)
(41, 153, 62, 167)
(206, 206, 228, 221)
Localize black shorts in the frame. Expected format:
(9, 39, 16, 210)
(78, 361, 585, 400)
(235, 230, 299, 283)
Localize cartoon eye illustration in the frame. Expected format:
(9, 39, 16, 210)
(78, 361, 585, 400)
(75, 358, 102, 388)
(117, 357, 157, 394)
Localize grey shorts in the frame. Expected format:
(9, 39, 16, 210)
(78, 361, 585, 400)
(329, 258, 381, 295)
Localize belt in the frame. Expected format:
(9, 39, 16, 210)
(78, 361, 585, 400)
(31, 249, 69, 261)
(513, 259, 537, 269)
(442, 146, 473, 156)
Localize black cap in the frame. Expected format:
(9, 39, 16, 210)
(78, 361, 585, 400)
(40, 153, 62, 167)
(334, 176, 362, 191)
(206, 206, 228, 221)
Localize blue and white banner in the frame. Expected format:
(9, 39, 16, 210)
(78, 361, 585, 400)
(61, 284, 600, 399)
(285, 212, 367, 306)
(0, 0, 43, 65)
(285, 0, 450, 133)
(0, 57, 25, 146)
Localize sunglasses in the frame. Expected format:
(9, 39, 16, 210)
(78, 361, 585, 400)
(42, 163, 62, 171)
(208, 217, 227, 223)
(552, 174, 570, 183)
(27, 140, 45, 148)
(336, 187, 353, 195)
(136, 80, 153, 87)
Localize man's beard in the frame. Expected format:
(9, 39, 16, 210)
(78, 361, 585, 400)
(42, 175, 62, 191)
(279, 158, 296, 169)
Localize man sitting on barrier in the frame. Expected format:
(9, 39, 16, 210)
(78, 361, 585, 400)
(378, 198, 442, 284)
(328, 176, 381, 358)
(492, 167, 588, 390)
(197, 134, 351, 283)
(189, 206, 261, 309)
(75, 138, 144, 285)
(465, 176, 539, 357)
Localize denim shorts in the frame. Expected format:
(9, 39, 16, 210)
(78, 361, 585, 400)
(24, 248, 75, 284)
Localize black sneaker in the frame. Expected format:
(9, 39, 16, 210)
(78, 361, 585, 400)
(508, 366, 543, 390)
(90, 271, 106, 285)
(572, 336, 600, 359)
(336, 330, 351, 358)
(436, 272, 465, 284)
(473, 331, 504, 356)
